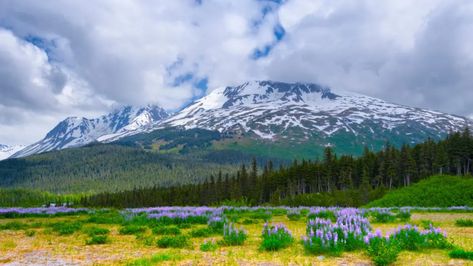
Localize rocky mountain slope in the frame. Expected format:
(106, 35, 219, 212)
(0, 144, 25, 160)
(162, 81, 472, 146)
(8, 81, 473, 158)
(11, 105, 169, 158)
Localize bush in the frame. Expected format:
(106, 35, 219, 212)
(371, 209, 396, 223)
(152, 226, 181, 235)
(135, 234, 155, 246)
(221, 223, 247, 246)
(303, 218, 343, 256)
(200, 240, 218, 252)
(287, 211, 301, 221)
(388, 224, 450, 251)
(177, 223, 191, 229)
(422, 225, 451, 249)
(50, 221, 82, 235)
(307, 210, 336, 222)
(25, 230, 36, 237)
(208, 216, 224, 233)
(189, 227, 213, 238)
(0, 221, 29, 231)
(248, 211, 272, 221)
(260, 223, 294, 251)
(389, 225, 424, 251)
(396, 209, 411, 222)
(419, 220, 434, 229)
(366, 235, 400, 266)
(87, 211, 125, 224)
(449, 249, 473, 260)
(127, 252, 181, 265)
(455, 219, 473, 227)
(83, 226, 110, 237)
(119, 225, 146, 235)
(156, 235, 190, 248)
(242, 219, 257, 225)
(86, 235, 109, 245)
(303, 215, 371, 255)
(367, 175, 473, 207)
(154, 215, 207, 225)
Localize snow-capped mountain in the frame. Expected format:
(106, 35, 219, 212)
(0, 144, 26, 160)
(9, 80, 473, 158)
(12, 105, 169, 158)
(163, 81, 472, 143)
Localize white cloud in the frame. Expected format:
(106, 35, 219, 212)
(0, 0, 472, 145)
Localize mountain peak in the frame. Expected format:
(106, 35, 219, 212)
(164, 80, 472, 141)
(0, 144, 26, 160)
(12, 104, 169, 158)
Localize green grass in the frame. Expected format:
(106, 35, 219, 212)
(455, 219, 473, 227)
(0, 209, 472, 265)
(156, 235, 190, 248)
(449, 249, 473, 260)
(119, 225, 147, 235)
(127, 252, 182, 265)
(367, 175, 473, 207)
(49, 221, 82, 235)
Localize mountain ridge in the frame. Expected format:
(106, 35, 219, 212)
(11, 105, 169, 158)
(7, 80, 473, 159)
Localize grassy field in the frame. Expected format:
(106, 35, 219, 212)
(1, 209, 473, 265)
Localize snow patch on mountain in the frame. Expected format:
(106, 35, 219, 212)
(0, 144, 26, 160)
(12, 105, 169, 158)
(162, 81, 472, 141)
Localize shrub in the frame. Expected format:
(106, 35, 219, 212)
(208, 216, 224, 233)
(83, 226, 110, 237)
(221, 223, 247, 246)
(455, 219, 473, 227)
(389, 225, 424, 251)
(0, 221, 29, 231)
(242, 219, 257, 225)
(422, 225, 450, 249)
(307, 210, 336, 222)
(449, 249, 473, 260)
(86, 235, 109, 245)
(336, 214, 371, 251)
(287, 210, 301, 221)
(303, 218, 343, 256)
(152, 226, 181, 235)
(25, 230, 36, 237)
(177, 223, 191, 229)
(127, 252, 181, 265)
(189, 227, 213, 238)
(365, 233, 400, 266)
(260, 223, 294, 251)
(119, 225, 146, 235)
(371, 209, 396, 223)
(87, 211, 125, 224)
(366, 175, 473, 207)
(156, 235, 190, 248)
(396, 209, 411, 222)
(303, 215, 371, 255)
(50, 221, 82, 235)
(135, 234, 155, 246)
(200, 240, 218, 252)
(152, 215, 207, 225)
(419, 220, 434, 229)
(248, 211, 272, 221)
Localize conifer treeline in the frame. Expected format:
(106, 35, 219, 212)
(81, 129, 473, 207)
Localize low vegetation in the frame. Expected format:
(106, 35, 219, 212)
(0, 206, 472, 265)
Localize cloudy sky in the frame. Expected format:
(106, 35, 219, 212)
(0, 0, 472, 145)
